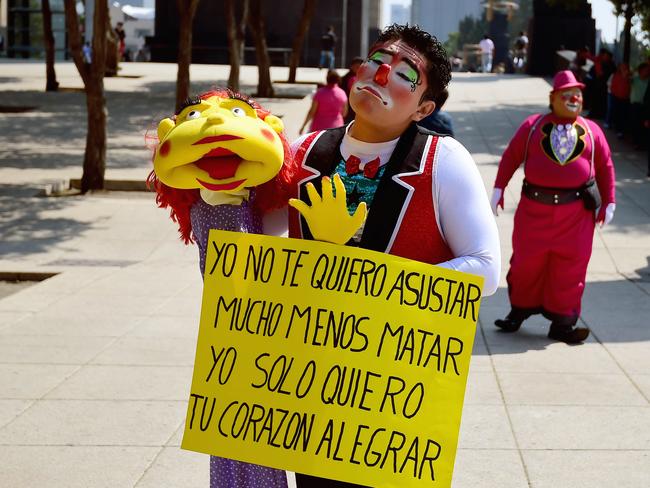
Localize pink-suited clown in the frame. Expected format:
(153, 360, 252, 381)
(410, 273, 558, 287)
(491, 70, 616, 343)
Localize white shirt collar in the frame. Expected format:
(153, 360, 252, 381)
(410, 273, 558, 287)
(340, 122, 400, 167)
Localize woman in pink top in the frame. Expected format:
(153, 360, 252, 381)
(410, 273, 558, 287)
(300, 70, 348, 132)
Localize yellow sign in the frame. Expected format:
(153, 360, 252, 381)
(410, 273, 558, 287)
(182, 230, 483, 488)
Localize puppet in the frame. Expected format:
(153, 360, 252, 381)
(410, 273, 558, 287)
(148, 88, 295, 488)
(149, 88, 295, 270)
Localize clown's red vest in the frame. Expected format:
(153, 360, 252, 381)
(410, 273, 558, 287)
(289, 124, 453, 265)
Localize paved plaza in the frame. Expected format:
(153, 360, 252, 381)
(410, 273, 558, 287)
(0, 60, 649, 487)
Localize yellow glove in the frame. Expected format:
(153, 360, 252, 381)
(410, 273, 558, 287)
(289, 173, 367, 245)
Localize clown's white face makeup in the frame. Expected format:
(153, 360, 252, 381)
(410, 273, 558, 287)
(350, 40, 434, 141)
(551, 88, 583, 119)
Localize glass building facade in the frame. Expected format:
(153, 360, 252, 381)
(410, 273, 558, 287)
(7, 0, 66, 59)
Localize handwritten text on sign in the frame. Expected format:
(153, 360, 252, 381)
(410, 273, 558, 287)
(181, 230, 483, 488)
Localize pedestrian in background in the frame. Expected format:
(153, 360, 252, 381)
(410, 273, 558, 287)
(513, 31, 528, 71)
(606, 62, 630, 137)
(571, 46, 591, 84)
(479, 34, 495, 73)
(340, 56, 364, 123)
(300, 70, 347, 133)
(629, 62, 649, 149)
(115, 22, 126, 61)
(491, 70, 616, 343)
(82, 42, 92, 64)
(587, 48, 616, 119)
(319, 26, 337, 69)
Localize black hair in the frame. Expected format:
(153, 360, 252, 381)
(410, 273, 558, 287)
(373, 23, 451, 102)
(434, 88, 449, 109)
(326, 69, 341, 85)
(176, 96, 201, 115)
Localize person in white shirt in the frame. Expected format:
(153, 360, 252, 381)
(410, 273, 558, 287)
(479, 35, 495, 73)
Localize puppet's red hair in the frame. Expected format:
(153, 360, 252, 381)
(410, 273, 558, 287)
(148, 89, 297, 244)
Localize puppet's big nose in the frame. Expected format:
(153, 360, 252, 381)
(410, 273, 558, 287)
(207, 113, 225, 125)
(374, 64, 391, 87)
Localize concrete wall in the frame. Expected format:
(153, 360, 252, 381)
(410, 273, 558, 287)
(411, 0, 481, 42)
(149, 0, 381, 68)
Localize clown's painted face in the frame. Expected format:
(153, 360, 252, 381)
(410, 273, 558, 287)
(550, 88, 583, 119)
(153, 94, 285, 191)
(350, 40, 432, 124)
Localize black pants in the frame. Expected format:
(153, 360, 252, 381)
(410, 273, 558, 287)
(295, 474, 368, 487)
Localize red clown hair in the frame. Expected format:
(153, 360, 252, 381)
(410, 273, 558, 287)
(147, 89, 297, 244)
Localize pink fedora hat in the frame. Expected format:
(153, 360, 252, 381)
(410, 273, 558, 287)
(552, 70, 586, 91)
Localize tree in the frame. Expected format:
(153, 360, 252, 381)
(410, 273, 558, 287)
(63, 0, 109, 192)
(105, 17, 120, 77)
(287, 0, 318, 83)
(175, 0, 201, 112)
(443, 31, 460, 57)
(248, 0, 274, 97)
(457, 14, 488, 48)
(224, 0, 249, 91)
(610, 0, 650, 64)
(42, 0, 59, 91)
(508, 0, 533, 41)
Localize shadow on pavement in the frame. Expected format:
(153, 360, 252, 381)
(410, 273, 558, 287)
(477, 261, 650, 356)
(0, 184, 93, 257)
(0, 79, 314, 172)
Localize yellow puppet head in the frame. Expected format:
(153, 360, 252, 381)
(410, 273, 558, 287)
(153, 89, 286, 192)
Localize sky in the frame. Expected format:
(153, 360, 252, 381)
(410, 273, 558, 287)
(381, 0, 632, 44)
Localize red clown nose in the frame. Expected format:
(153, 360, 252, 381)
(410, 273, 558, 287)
(570, 94, 580, 103)
(374, 64, 391, 86)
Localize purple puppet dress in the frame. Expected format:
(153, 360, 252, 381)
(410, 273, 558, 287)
(190, 195, 289, 488)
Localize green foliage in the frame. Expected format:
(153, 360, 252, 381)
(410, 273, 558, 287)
(457, 13, 489, 48)
(444, 31, 460, 57)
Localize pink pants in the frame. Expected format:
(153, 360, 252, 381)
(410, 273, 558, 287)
(507, 196, 595, 323)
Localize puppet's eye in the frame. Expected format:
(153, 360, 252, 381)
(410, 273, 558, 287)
(186, 110, 201, 120)
(231, 107, 246, 117)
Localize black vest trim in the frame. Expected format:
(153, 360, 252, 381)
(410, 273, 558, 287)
(298, 123, 432, 251)
(300, 127, 348, 240)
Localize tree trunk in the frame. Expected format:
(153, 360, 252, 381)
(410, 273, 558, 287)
(288, 0, 318, 83)
(225, 0, 248, 91)
(83, 80, 107, 191)
(81, 0, 109, 192)
(105, 16, 119, 77)
(175, 0, 201, 112)
(63, 0, 89, 85)
(64, 0, 109, 192)
(248, 0, 274, 97)
(42, 0, 59, 91)
(622, 1, 633, 65)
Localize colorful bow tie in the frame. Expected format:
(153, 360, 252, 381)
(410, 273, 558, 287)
(345, 156, 381, 179)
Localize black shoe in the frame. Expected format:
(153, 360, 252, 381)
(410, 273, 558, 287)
(495, 317, 523, 332)
(548, 324, 590, 343)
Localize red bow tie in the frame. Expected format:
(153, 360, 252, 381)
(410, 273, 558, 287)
(345, 156, 381, 179)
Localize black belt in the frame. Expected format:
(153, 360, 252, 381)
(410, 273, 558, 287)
(522, 180, 585, 205)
